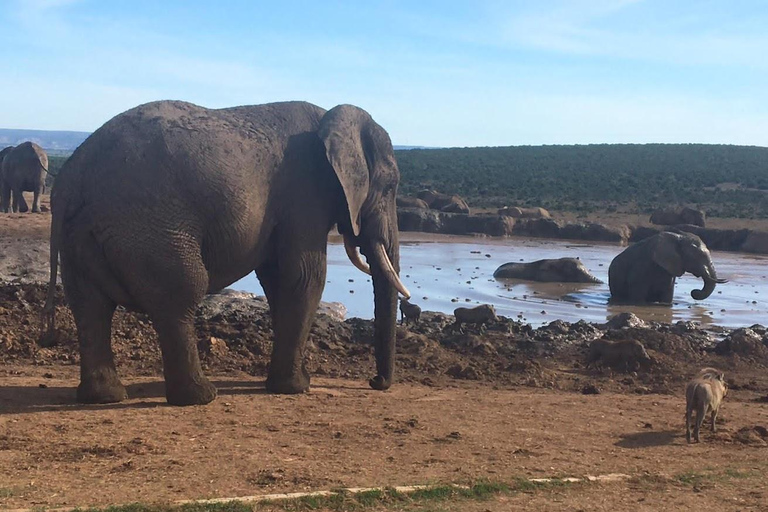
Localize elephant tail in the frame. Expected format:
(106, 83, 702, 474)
(42, 194, 63, 337)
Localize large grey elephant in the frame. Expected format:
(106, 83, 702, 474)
(608, 231, 725, 304)
(1, 141, 48, 213)
(43, 100, 410, 406)
(494, 257, 602, 283)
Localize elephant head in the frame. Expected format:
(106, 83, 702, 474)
(319, 105, 410, 390)
(652, 231, 726, 300)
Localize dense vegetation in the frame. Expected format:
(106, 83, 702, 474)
(40, 143, 768, 218)
(395, 144, 768, 218)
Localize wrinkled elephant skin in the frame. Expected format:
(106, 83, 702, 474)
(494, 257, 602, 283)
(608, 231, 724, 304)
(45, 100, 406, 406)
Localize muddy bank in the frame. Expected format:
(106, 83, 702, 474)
(3, 283, 768, 398)
(397, 208, 768, 254)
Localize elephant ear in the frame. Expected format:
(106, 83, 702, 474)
(652, 232, 684, 276)
(319, 105, 391, 237)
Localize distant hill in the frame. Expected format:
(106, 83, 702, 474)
(0, 129, 90, 154)
(394, 143, 768, 218)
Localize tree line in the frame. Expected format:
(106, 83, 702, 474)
(44, 143, 768, 218)
(394, 143, 768, 218)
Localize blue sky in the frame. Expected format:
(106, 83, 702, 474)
(1, 0, 767, 147)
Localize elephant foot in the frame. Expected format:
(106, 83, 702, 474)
(369, 375, 391, 391)
(165, 377, 217, 406)
(266, 366, 310, 394)
(77, 372, 128, 404)
(32, 207, 41, 213)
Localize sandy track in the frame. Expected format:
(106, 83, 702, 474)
(1, 367, 768, 510)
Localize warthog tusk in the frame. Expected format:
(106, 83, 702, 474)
(343, 234, 371, 275)
(373, 243, 411, 299)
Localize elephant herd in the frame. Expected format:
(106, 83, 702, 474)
(0, 99, 723, 408)
(0, 141, 49, 213)
(492, 230, 725, 304)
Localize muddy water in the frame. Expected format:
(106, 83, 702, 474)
(233, 235, 768, 328)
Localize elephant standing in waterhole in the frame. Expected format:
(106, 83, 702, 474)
(608, 231, 726, 304)
(44, 100, 410, 405)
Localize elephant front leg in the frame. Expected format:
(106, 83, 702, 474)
(154, 314, 217, 406)
(262, 248, 327, 394)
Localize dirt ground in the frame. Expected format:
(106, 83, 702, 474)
(2, 197, 768, 511)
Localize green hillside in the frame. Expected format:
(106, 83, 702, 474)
(42, 143, 768, 218)
(395, 144, 768, 218)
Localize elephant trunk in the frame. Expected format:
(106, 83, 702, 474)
(367, 235, 403, 391)
(691, 264, 723, 300)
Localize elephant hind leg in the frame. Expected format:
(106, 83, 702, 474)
(62, 258, 126, 404)
(114, 230, 216, 406)
(13, 189, 28, 213)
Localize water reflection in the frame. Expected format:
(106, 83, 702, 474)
(233, 235, 768, 328)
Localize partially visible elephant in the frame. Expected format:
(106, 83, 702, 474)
(396, 196, 429, 209)
(494, 257, 602, 283)
(454, 304, 497, 326)
(498, 206, 550, 219)
(0, 145, 13, 186)
(1, 141, 48, 213)
(608, 231, 726, 304)
(417, 189, 470, 214)
(650, 207, 705, 228)
(44, 100, 410, 406)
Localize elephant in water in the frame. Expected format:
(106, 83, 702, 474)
(43, 100, 410, 405)
(493, 257, 602, 283)
(1, 142, 48, 213)
(608, 231, 726, 304)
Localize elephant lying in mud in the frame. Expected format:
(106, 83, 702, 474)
(1, 142, 48, 213)
(608, 231, 726, 304)
(44, 100, 410, 405)
(493, 258, 602, 283)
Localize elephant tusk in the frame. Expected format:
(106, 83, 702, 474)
(373, 243, 411, 299)
(344, 234, 371, 275)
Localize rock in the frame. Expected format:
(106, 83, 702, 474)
(318, 302, 347, 321)
(650, 207, 706, 227)
(417, 189, 470, 214)
(742, 231, 768, 254)
(714, 328, 768, 358)
(497, 206, 550, 219)
(603, 312, 647, 330)
(396, 196, 429, 209)
(734, 426, 768, 446)
(200, 336, 229, 357)
(582, 384, 601, 395)
(587, 338, 652, 372)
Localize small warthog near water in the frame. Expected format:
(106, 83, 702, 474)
(399, 299, 422, 324)
(587, 338, 652, 372)
(453, 304, 497, 327)
(685, 369, 728, 443)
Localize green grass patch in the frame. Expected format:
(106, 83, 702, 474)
(62, 479, 579, 512)
(0, 487, 17, 498)
(674, 471, 712, 487)
(723, 469, 756, 479)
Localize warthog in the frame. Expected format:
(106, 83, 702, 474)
(453, 304, 497, 326)
(399, 299, 422, 324)
(685, 370, 728, 443)
(587, 338, 652, 372)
